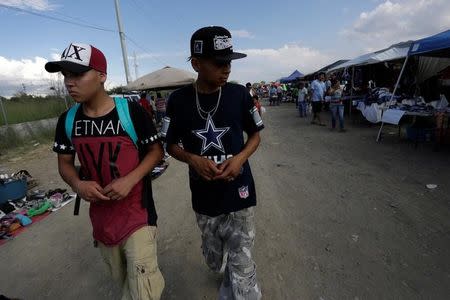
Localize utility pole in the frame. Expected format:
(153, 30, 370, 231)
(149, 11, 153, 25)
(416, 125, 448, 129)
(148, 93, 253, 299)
(133, 51, 139, 80)
(0, 97, 8, 126)
(114, 0, 131, 84)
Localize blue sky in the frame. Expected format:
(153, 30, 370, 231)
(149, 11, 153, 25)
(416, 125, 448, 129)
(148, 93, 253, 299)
(1, 0, 449, 96)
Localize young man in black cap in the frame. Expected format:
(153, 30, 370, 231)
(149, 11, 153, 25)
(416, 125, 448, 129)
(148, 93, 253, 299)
(46, 43, 164, 299)
(162, 26, 263, 299)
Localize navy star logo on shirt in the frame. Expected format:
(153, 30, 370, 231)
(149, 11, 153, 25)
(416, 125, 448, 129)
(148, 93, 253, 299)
(192, 114, 230, 155)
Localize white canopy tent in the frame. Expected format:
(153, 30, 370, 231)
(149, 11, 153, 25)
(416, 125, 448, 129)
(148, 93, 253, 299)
(376, 29, 450, 141)
(328, 41, 413, 72)
(125, 66, 197, 91)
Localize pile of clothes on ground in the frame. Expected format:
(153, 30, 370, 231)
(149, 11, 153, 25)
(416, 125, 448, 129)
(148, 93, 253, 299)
(0, 188, 74, 241)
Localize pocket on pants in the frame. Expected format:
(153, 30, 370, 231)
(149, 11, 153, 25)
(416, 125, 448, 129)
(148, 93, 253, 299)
(132, 260, 164, 300)
(125, 226, 164, 299)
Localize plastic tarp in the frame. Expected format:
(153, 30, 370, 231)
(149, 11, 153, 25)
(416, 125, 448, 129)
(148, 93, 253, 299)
(416, 57, 450, 83)
(408, 29, 450, 83)
(303, 60, 349, 78)
(280, 70, 304, 83)
(357, 102, 383, 123)
(409, 29, 450, 57)
(328, 41, 412, 72)
(125, 66, 197, 91)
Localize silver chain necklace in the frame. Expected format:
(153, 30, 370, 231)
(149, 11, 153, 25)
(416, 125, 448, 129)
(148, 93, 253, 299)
(195, 83, 222, 120)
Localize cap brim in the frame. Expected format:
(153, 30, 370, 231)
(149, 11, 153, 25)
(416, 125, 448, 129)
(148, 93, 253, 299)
(213, 52, 247, 61)
(45, 61, 91, 73)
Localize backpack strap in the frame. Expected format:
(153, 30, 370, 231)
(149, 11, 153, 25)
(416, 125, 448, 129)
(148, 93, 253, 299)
(114, 97, 138, 148)
(64, 99, 138, 147)
(64, 103, 81, 143)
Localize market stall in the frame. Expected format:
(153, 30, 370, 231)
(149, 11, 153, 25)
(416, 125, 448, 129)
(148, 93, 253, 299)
(376, 29, 450, 146)
(279, 70, 304, 83)
(124, 66, 197, 91)
(327, 41, 413, 118)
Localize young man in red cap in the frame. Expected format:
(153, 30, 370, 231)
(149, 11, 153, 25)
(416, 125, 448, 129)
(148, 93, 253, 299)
(162, 26, 263, 299)
(47, 43, 164, 299)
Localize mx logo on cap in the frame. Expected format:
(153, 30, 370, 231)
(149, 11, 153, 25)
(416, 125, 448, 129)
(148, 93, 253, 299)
(61, 43, 91, 66)
(213, 35, 232, 51)
(194, 40, 203, 54)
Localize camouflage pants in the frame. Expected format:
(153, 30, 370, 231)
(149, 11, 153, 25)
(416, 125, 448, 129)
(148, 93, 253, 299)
(196, 207, 262, 300)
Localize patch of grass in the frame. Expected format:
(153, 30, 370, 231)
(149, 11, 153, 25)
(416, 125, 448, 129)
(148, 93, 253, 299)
(0, 125, 54, 153)
(0, 95, 73, 126)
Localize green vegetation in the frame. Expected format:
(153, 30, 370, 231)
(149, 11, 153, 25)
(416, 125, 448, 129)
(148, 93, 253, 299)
(0, 125, 54, 152)
(0, 94, 73, 126)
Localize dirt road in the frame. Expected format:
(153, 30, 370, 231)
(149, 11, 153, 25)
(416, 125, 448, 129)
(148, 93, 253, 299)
(1, 103, 449, 299)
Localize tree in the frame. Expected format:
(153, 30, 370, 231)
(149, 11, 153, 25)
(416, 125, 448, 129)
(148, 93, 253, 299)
(48, 73, 66, 98)
(107, 86, 126, 95)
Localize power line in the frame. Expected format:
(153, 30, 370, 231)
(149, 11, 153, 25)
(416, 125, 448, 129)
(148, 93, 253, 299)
(124, 34, 169, 67)
(1, 3, 168, 72)
(125, 0, 185, 68)
(0, 4, 116, 32)
(127, 0, 186, 44)
(129, 0, 152, 21)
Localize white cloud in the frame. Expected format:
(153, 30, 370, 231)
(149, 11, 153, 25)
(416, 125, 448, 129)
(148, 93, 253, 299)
(0, 56, 58, 97)
(231, 30, 255, 39)
(50, 53, 60, 60)
(0, 0, 55, 11)
(341, 0, 450, 51)
(130, 51, 187, 61)
(230, 43, 334, 83)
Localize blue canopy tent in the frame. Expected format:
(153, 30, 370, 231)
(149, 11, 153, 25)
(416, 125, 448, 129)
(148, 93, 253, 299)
(280, 70, 304, 83)
(409, 29, 450, 57)
(377, 29, 450, 141)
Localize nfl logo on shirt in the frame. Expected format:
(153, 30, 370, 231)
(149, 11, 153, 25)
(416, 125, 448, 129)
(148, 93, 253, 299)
(238, 186, 249, 199)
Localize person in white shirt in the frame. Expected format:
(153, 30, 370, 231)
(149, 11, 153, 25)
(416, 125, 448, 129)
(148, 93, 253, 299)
(309, 73, 326, 126)
(297, 82, 308, 117)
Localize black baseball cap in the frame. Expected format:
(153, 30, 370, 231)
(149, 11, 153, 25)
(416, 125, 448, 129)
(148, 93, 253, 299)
(190, 26, 247, 61)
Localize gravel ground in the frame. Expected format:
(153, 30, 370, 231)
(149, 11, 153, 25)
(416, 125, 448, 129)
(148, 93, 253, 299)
(1, 102, 449, 300)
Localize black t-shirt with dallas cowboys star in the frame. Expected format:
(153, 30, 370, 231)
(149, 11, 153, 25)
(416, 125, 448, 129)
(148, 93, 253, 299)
(53, 100, 159, 246)
(164, 82, 264, 217)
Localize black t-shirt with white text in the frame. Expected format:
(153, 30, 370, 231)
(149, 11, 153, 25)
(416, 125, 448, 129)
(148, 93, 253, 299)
(164, 83, 264, 216)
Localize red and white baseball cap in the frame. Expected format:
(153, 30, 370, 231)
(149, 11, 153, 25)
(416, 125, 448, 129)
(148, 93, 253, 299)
(45, 42, 107, 74)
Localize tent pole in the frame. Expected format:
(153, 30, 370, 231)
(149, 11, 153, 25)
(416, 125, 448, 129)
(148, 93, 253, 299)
(349, 67, 355, 117)
(376, 55, 409, 142)
(389, 55, 409, 104)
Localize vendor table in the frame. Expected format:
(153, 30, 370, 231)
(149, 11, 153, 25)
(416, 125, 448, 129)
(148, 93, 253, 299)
(376, 109, 450, 149)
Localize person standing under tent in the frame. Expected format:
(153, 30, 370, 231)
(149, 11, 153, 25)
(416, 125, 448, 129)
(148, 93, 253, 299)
(276, 84, 283, 105)
(139, 91, 153, 119)
(298, 82, 308, 117)
(155, 92, 166, 125)
(328, 78, 346, 132)
(269, 85, 277, 106)
(246, 82, 256, 97)
(310, 72, 326, 126)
